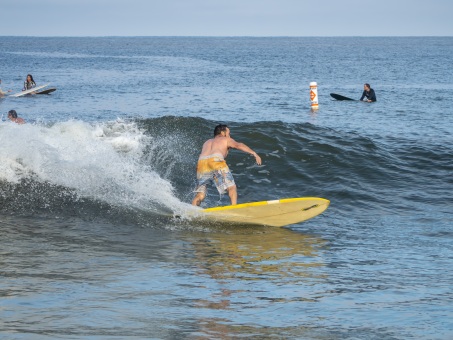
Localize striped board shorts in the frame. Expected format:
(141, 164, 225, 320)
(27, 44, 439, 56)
(194, 153, 235, 195)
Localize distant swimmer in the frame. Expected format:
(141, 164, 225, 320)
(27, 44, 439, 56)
(0, 79, 12, 97)
(360, 83, 377, 102)
(7, 110, 25, 124)
(192, 124, 262, 206)
(22, 74, 36, 91)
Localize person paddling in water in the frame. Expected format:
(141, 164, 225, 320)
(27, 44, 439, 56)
(360, 83, 377, 102)
(7, 110, 25, 124)
(192, 124, 262, 206)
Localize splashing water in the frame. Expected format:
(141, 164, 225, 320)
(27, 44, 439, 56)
(0, 119, 190, 215)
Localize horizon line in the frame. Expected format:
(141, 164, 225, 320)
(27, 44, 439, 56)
(1, 35, 452, 38)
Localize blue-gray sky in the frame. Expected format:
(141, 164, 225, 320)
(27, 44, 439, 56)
(1, 0, 452, 36)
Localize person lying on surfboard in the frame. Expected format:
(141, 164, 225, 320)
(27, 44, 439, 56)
(192, 124, 262, 207)
(360, 83, 377, 102)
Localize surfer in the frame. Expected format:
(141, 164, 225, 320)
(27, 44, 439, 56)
(7, 110, 25, 124)
(192, 124, 262, 206)
(360, 83, 376, 102)
(22, 74, 36, 91)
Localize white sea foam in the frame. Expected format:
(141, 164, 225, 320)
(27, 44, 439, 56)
(0, 119, 190, 214)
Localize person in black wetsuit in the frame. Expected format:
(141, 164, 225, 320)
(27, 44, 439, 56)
(360, 83, 376, 102)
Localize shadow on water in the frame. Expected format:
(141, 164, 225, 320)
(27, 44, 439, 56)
(180, 225, 327, 281)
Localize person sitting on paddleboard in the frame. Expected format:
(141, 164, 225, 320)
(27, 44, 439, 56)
(360, 83, 376, 102)
(192, 124, 262, 207)
(7, 110, 25, 124)
(22, 74, 36, 91)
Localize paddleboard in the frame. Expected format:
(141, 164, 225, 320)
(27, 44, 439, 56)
(9, 84, 50, 97)
(35, 87, 57, 95)
(200, 197, 330, 227)
(330, 93, 356, 101)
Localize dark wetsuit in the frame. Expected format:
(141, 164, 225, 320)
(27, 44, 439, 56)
(360, 88, 376, 102)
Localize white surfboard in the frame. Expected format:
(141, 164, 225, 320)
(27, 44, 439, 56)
(9, 84, 50, 97)
(199, 197, 330, 227)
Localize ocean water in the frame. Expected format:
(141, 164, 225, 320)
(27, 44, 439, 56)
(0, 37, 452, 339)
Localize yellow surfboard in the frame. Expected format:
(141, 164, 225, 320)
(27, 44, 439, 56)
(201, 197, 330, 227)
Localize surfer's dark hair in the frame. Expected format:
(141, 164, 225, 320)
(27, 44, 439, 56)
(214, 124, 228, 136)
(8, 110, 18, 118)
(27, 74, 35, 83)
(365, 83, 371, 88)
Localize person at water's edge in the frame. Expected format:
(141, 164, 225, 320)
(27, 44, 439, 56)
(192, 124, 262, 206)
(360, 83, 376, 102)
